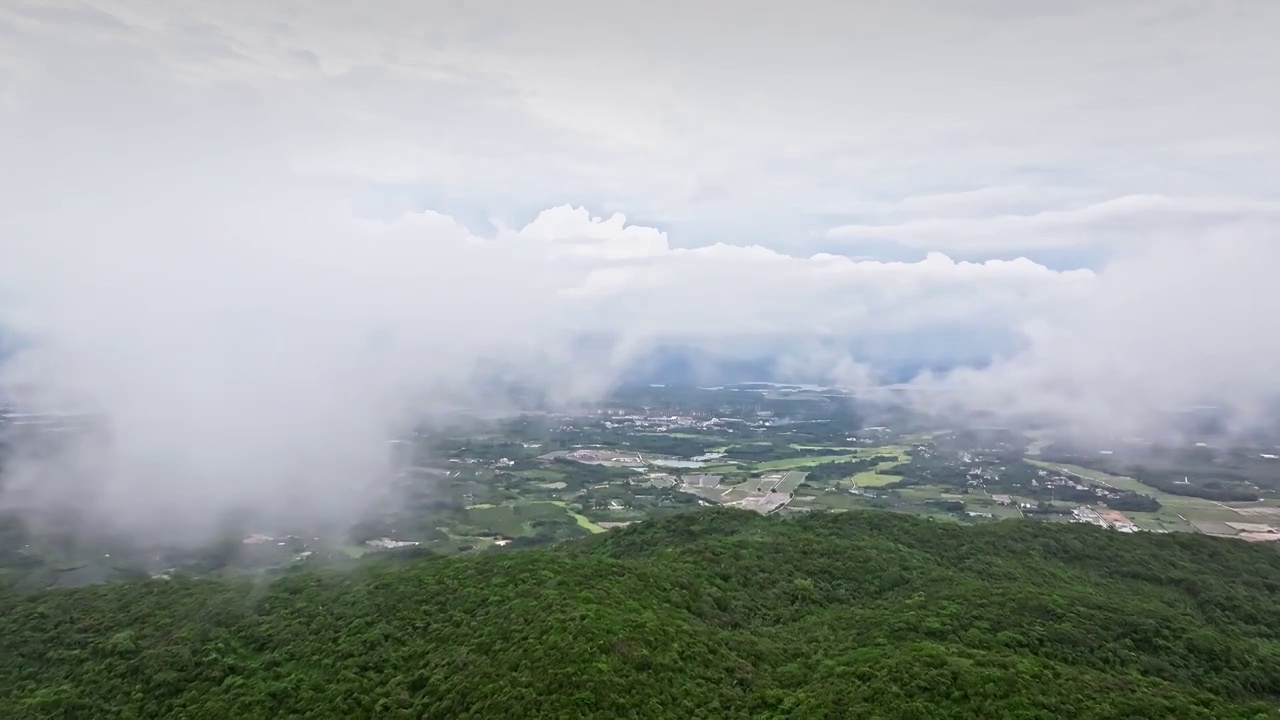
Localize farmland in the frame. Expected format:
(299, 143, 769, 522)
(8, 382, 1280, 591)
(757, 453, 861, 470)
(1025, 459, 1265, 531)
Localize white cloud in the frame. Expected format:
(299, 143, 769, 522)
(1, 0, 1279, 540)
(907, 232, 1280, 438)
(825, 195, 1280, 253)
(510, 206, 671, 260)
(5, 0, 1279, 249)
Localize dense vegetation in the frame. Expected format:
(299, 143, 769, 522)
(1131, 473, 1261, 502)
(803, 455, 899, 483)
(5, 509, 1280, 718)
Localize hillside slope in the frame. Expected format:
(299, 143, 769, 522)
(4, 509, 1280, 719)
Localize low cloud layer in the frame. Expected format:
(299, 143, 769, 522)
(2, 0, 1278, 540)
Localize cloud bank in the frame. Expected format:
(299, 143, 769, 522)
(1, 0, 1278, 540)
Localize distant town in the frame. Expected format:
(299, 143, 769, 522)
(3, 383, 1280, 589)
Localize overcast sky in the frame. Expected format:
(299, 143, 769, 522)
(6, 1, 1279, 258)
(2, 1, 1278, 536)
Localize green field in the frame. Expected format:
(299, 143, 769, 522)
(698, 464, 742, 474)
(571, 514, 607, 533)
(757, 454, 861, 470)
(983, 503, 1025, 519)
(893, 484, 960, 503)
(871, 445, 912, 460)
(1125, 511, 1199, 533)
(462, 502, 598, 536)
(797, 492, 881, 511)
(639, 432, 729, 441)
(899, 431, 950, 442)
(847, 447, 911, 487)
(850, 471, 902, 487)
(544, 501, 607, 533)
(516, 469, 566, 482)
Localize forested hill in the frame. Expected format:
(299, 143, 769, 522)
(5, 511, 1280, 719)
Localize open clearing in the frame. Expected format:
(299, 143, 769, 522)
(544, 501, 607, 533)
(639, 432, 730, 441)
(851, 471, 902, 487)
(718, 486, 756, 504)
(1126, 512, 1198, 533)
(464, 501, 605, 536)
(849, 448, 912, 487)
(777, 471, 809, 494)
(699, 464, 742, 474)
(1190, 519, 1240, 536)
(758, 454, 861, 470)
(516, 469, 566, 482)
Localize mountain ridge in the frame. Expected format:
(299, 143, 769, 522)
(3, 509, 1280, 719)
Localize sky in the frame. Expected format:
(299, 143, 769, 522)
(1, 0, 1279, 538)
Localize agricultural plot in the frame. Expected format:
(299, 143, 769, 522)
(679, 485, 725, 503)
(900, 431, 951, 443)
(1125, 512, 1197, 533)
(968, 501, 1024, 519)
(699, 464, 743, 474)
(516, 469, 567, 482)
(732, 493, 790, 514)
(682, 474, 722, 489)
(460, 502, 591, 537)
(801, 492, 885, 512)
(788, 495, 822, 509)
(1024, 459, 1260, 528)
(893, 484, 961, 503)
(1172, 504, 1253, 522)
(1231, 505, 1280, 517)
(851, 471, 902, 488)
(848, 448, 912, 487)
(757, 454, 861, 470)
(718, 486, 757, 504)
(744, 474, 787, 493)
(544, 501, 607, 533)
(1026, 460, 1170, 498)
(990, 505, 1024, 519)
(777, 471, 809, 494)
(1190, 519, 1240, 536)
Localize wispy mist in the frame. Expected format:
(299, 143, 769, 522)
(2, 0, 1279, 542)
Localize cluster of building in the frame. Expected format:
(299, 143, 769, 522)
(1071, 506, 1139, 532)
(366, 537, 420, 549)
(1035, 469, 1099, 493)
(587, 407, 775, 434)
(560, 448, 644, 466)
(242, 533, 313, 548)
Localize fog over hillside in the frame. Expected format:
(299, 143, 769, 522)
(1, 0, 1278, 540)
